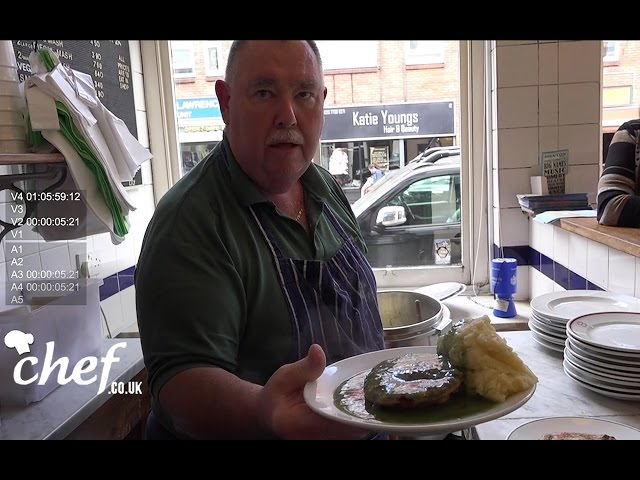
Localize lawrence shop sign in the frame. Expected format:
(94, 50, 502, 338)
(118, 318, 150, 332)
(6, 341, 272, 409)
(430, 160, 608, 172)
(176, 97, 221, 120)
(321, 101, 455, 142)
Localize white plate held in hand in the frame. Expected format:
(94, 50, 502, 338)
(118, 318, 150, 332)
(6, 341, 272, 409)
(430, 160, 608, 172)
(303, 346, 536, 435)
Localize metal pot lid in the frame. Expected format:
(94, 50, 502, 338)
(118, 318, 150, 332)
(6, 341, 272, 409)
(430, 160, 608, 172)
(413, 282, 466, 302)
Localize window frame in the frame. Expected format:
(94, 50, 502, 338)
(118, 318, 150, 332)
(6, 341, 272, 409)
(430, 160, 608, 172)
(405, 41, 445, 66)
(372, 41, 486, 289)
(151, 40, 489, 290)
(603, 85, 633, 107)
(204, 41, 224, 77)
(316, 41, 378, 71)
(603, 41, 620, 63)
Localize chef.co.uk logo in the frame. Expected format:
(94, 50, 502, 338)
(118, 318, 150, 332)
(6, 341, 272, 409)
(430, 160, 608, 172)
(3, 329, 142, 395)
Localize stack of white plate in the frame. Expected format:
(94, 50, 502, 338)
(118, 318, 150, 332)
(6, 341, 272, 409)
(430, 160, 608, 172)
(528, 290, 640, 354)
(564, 311, 640, 401)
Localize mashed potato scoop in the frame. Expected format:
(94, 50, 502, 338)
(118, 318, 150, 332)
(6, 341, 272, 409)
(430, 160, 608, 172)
(437, 315, 538, 402)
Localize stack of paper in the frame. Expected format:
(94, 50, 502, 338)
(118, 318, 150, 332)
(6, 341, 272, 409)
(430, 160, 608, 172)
(533, 209, 597, 224)
(516, 193, 591, 216)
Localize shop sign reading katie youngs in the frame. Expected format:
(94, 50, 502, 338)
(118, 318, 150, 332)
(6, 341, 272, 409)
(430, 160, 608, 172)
(321, 101, 455, 142)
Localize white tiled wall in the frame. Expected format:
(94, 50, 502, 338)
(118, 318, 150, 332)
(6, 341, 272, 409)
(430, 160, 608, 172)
(586, 239, 609, 289)
(568, 233, 588, 278)
(491, 41, 602, 255)
(558, 41, 602, 84)
(538, 42, 558, 85)
(0, 40, 155, 338)
(515, 264, 529, 301)
(496, 127, 538, 169)
(552, 228, 569, 268)
(636, 258, 640, 298)
(530, 220, 554, 259)
(491, 40, 604, 309)
(529, 267, 555, 299)
(608, 249, 636, 296)
(528, 221, 640, 300)
(493, 207, 529, 247)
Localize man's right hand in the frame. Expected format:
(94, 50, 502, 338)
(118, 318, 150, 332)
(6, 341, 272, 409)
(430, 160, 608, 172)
(259, 344, 372, 440)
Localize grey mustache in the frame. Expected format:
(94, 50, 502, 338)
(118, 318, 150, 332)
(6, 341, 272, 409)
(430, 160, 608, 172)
(267, 130, 304, 145)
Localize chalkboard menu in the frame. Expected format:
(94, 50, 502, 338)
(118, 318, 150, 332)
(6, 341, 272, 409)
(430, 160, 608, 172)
(11, 40, 142, 186)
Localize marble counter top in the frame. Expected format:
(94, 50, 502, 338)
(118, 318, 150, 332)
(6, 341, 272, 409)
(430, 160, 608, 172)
(0, 338, 144, 440)
(441, 294, 530, 331)
(558, 217, 640, 258)
(474, 331, 640, 440)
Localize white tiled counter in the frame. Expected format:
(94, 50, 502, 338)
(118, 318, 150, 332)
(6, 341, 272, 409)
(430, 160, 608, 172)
(529, 216, 640, 300)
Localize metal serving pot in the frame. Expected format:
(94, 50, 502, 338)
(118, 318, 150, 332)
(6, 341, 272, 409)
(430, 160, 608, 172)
(377, 290, 452, 348)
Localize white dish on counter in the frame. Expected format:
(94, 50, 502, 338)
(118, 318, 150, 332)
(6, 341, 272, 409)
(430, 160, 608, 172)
(529, 313, 567, 334)
(507, 416, 640, 440)
(563, 365, 640, 401)
(303, 345, 536, 435)
(563, 359, 640, 391)
(528, 320, 565, 344)
(565, 341, 640, 374)
(566, 336, 640, 364)
(564, 347, 640, 380)
(530, 331, 565, 353)
(567, 311, 640, 353)
(531, 291, 640, 322)
(413, 282, 466, 302)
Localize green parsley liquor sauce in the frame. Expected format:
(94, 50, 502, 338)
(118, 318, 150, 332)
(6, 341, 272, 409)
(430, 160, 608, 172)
(334, 370, 497, 424)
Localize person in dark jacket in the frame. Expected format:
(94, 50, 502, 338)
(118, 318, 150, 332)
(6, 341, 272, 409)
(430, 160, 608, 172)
(597, 119, 640, 227)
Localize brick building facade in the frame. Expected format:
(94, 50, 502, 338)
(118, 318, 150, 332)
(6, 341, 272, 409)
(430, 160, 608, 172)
(172, 41, 462, 184)
(171, 40, 634, 175)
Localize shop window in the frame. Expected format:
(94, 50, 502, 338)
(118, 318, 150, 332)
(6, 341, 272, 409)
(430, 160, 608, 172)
(603, 41, 620, 63)
(603, 85, 632, 107)
(171, 41, 195, 78)
(316, 41, 378, 70)
(204, 41, 224, 77)
(164, 40, 471, 286)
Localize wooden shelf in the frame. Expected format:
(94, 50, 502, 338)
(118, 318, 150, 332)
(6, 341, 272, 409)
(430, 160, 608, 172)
(0, 153, 65, 164)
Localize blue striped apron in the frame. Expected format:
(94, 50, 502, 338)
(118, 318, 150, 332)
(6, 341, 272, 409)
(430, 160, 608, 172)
(251, 203, 385, 366)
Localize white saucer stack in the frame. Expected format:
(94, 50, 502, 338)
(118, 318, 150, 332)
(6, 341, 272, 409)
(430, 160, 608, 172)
(564, 311, 640, 401)
(528, 290, 640, 354)
(0, 40, 27, 153)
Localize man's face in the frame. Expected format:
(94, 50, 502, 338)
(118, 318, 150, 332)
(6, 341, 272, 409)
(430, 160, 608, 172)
(216, 41, 327, 195)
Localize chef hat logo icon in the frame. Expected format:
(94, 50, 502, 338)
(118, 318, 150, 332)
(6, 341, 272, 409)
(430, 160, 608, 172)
(4, 329, 34, 355)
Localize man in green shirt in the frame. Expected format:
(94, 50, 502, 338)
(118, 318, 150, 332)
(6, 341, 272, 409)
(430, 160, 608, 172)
(135, 41, 386, 440)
